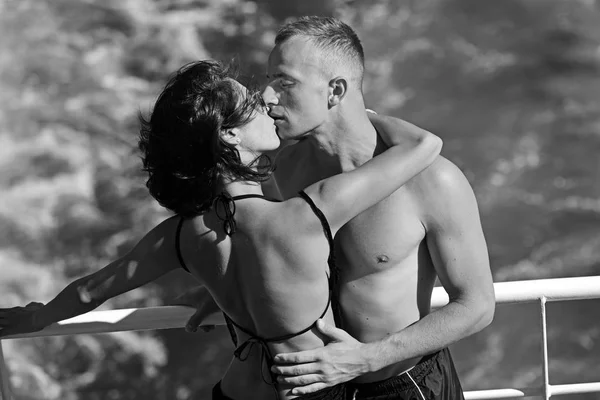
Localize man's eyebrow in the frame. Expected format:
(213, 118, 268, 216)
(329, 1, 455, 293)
(267, 72, 294, 80)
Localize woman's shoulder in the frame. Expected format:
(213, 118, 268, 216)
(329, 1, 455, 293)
(255, 194, 329, 247)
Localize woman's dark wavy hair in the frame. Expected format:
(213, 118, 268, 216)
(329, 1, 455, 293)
(138, 60, 273, 217)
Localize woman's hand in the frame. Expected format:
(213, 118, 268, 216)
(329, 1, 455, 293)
(173, 286, 223, 333)
(0, 302, 46, 338)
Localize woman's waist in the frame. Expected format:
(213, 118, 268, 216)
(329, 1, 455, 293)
(221, 357, 297, 400)
(231, 325, 330, 361)
(220, 367, 276, 400)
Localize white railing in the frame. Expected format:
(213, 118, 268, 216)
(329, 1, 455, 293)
(1, 276, 599, 399)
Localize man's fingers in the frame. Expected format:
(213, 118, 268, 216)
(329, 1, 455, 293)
(291, 383, 330, 396)
(277, 373, 323, 386)
(315, 319, 351, 341)
(273, 350, 320, 365)
(271, 362, 320, 376)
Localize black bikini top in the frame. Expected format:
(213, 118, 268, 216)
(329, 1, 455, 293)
(174, 190, 341, 388)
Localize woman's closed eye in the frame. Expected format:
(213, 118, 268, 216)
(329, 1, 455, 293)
(257, 96, 269, 113)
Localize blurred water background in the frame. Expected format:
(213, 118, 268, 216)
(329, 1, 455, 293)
(0, 0, 599, 399)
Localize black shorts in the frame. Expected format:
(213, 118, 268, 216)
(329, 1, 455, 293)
(212, 381, 347, 400)
(347, 348, 464, 400)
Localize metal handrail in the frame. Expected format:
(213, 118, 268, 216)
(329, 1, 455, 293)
(1, 276, 599, 399)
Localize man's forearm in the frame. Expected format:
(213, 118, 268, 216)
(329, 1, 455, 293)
(365, 299, 494, 372)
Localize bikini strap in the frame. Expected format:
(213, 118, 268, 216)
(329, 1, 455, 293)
(231, 194, 281, 202)
(213, 193, 282, 237)
(224, 293, 332, 391)
(297, 191, 338, 288)
(175, 217, 190, 273)
(297, 190, 343, 327)
(223, 313, 239, 347)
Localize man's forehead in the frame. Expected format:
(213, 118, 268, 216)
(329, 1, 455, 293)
(267, 37, 323, 77)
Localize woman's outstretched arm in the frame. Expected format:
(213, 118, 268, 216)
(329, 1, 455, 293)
(0, 216, 185, 337)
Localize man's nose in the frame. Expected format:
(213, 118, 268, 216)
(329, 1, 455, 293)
(261, 85, 278, 106)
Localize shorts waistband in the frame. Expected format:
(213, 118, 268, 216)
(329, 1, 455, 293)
(296, 384, 347, 400)
(347, 349, 445, 395)
(213, 380, 346, 400)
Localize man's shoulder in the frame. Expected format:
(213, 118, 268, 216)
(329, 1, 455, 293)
(412, 156, 472, 194)
(409, 156, 477, 217)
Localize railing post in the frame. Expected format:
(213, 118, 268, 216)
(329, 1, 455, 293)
(0, 341, 13, 400)
(540, 296, 550, 400)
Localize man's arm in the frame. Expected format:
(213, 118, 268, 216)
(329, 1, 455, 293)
(0, 217, 185, 337)
(365, 159, 495, 367)
(271, 159, 495, 394)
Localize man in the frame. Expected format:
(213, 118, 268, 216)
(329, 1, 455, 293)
(188, 16, 495, 399)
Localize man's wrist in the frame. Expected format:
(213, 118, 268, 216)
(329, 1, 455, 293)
(360, 342, 384, 374)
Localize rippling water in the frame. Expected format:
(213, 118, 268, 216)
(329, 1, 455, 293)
(1, 0, 598, 399)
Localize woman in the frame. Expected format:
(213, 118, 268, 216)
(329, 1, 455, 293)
(0, 61, 442, 400)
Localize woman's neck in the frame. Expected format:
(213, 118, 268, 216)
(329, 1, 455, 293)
(222, 179, 264, 198)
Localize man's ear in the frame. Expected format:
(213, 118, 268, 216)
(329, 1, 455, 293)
(220, 127, 242, 146)
(328, 77, 348, 107)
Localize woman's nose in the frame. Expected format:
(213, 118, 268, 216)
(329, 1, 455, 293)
(261, 85, 278, 106)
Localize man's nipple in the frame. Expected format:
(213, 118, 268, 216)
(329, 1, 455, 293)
(376, 254, 389, 264)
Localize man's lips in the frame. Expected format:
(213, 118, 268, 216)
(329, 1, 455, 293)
(268, 110, 285, 120)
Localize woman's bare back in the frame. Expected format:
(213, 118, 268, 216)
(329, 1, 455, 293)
(176, 194, 337, 399)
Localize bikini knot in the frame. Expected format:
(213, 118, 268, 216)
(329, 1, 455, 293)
(233, 338, 277, 386)
(213, 192, 237, 235)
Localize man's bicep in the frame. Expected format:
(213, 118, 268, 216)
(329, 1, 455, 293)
(423, 166, 493, 302)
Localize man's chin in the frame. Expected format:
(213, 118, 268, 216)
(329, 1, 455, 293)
(275, 127, 292, 140)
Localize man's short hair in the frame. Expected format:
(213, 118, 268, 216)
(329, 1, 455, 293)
(275, 16, 364, 84)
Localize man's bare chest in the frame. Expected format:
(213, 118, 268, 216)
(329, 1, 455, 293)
(275, 150, 426, 270)
(334, 190, 426, 274)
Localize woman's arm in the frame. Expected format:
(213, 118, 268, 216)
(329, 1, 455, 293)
(302, 114, 442, 235)
(0, 217, 185, 337)
(368, 112, 437, 148)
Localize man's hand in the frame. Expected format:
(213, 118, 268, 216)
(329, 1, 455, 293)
(271, 319, 372, 395)
(0, 302, 45, 338)
(173, 286, 221, 333)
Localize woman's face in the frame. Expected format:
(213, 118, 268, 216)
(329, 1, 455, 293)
(232, 80, 281, 154)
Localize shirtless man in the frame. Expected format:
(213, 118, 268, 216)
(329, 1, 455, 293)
(187, 16, 495, 399)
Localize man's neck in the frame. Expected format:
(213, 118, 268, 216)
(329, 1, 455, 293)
(306, 112, 379, 173)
